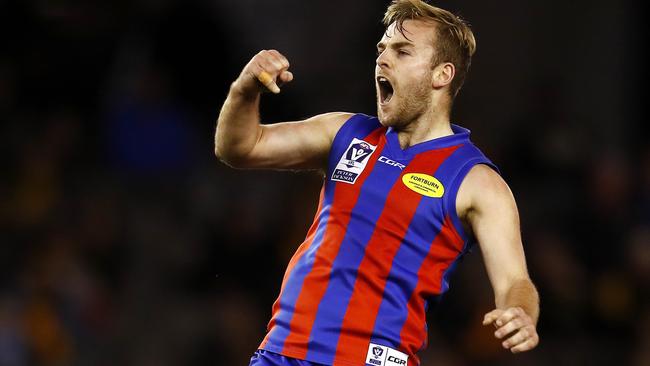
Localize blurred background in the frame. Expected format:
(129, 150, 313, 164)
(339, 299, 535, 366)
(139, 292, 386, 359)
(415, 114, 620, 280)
(1, 0, 648, 365)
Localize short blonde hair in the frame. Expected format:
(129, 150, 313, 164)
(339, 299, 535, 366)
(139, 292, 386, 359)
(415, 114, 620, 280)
(383, 0, 476, 98)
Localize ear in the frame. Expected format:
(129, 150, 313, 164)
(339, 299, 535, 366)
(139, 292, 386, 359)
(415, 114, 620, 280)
(432, 62, 455, 89)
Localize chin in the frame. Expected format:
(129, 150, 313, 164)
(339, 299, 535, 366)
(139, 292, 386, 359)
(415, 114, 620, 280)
(376, 110, 389, 125)
(377, 114, 394, 127)
(376, 106, 399, 127)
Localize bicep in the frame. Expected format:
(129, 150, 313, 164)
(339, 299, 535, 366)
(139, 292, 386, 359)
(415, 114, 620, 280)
(458, 165, 530, 297)
(245, 112, 352, 170)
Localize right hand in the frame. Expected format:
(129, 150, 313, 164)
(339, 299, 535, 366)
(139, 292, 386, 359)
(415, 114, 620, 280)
(233, 49, 293, 95)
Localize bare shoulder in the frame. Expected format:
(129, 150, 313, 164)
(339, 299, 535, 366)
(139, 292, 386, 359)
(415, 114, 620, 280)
(306, 111, 355, 123)
(300, 111, 354, 139)
(456, 164, 516, 218)
(266, 111, 353, 141)
(462, 164, 509, 196)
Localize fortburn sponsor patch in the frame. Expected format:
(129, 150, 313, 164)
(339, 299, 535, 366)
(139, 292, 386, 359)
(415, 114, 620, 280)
(401, 173, 444, 198)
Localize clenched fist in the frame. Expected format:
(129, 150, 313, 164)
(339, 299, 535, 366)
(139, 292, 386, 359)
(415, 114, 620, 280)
(232, 49, 293, 96)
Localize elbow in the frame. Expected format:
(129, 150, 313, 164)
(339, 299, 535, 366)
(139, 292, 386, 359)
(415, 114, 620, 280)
(214, 126, 234, 163)
(214, 143, 251, 169)
(214, 122, 262, 169)
(214, 145, 237, 167)
(214, 135, 235, 166)
(213, 139, 225, 162)
(214, 142, 221, 159)
(214, 142, 226, 162)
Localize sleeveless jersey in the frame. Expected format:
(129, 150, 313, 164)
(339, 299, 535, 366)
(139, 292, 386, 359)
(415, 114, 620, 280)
(260, 114, 497, 366)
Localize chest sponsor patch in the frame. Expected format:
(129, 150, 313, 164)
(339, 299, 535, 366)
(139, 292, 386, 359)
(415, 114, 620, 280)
(365, 343, 408, 366)
(402, 173, 445, 198)
(331, 138, 377, 184)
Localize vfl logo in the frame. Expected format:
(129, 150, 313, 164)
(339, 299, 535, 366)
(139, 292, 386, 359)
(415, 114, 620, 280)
(344, 141, 373, 168)
(373, 347, 384, 358)
(366, 343, 409, 366)
(332, 138, 377, 184)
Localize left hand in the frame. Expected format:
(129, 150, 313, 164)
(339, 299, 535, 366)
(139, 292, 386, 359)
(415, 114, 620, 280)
(483, 307, 539, 353)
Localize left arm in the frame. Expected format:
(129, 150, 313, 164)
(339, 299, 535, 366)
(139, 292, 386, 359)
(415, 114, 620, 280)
(456, 164, 540, 353)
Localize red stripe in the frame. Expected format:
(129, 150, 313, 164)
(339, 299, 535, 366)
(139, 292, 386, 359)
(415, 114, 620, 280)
(281, 127, 387, 358)
(260, 186, 326, 348)
(333, 146, 458, 365)
(399, 215, 464, 364)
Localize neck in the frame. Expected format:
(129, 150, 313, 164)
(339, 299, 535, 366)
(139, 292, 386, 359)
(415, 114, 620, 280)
(394, 102, 453, 149)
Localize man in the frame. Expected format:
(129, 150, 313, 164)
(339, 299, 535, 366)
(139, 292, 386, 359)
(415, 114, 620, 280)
(215, 1, 539, 365)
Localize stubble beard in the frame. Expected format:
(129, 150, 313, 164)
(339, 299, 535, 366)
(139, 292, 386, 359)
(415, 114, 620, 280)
(377, 76, 432, 130)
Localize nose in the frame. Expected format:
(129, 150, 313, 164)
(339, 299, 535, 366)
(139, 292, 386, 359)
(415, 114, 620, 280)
(376, 50, 389, 69)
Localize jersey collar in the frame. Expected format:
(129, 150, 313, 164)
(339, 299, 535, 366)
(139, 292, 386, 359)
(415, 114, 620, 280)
(384, 124, 470, 159)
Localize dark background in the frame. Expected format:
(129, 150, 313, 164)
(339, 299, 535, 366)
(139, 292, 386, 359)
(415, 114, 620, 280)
(1, 0, 648, 365)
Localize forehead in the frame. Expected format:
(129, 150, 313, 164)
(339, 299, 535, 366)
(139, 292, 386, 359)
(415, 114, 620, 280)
(379, 19, 437, 46)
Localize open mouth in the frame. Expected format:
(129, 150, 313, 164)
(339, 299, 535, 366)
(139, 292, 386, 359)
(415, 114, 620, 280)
(377, 76, 394, 104)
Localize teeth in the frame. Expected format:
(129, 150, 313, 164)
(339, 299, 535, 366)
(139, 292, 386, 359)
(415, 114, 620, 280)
(377, 76, 393, 105)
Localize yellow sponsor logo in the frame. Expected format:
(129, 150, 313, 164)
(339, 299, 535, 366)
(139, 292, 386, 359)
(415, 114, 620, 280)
(402, 173, 444, 198)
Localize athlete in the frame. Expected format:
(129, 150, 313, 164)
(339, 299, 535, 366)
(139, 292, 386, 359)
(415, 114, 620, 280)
(215, 1, 539, 365)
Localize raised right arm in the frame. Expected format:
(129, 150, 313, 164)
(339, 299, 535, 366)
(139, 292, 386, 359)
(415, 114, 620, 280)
(215, 49, 351, 171)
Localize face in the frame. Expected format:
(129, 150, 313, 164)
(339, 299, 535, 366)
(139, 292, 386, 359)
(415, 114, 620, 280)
(375, 19, 437, 128)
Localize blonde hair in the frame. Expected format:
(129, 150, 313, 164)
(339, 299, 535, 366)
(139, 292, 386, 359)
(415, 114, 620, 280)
(383, 0, 476, 98)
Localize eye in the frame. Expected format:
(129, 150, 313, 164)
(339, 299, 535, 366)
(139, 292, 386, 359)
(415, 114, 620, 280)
(397, 49, 410, 56)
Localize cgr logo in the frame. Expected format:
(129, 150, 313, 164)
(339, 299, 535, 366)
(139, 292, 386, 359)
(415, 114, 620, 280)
(366, 342, 407, 366)
(378, 156, 406, 170)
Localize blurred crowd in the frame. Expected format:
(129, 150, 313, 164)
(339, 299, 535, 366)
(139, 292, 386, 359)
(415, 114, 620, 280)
(1, 0, 647, 365)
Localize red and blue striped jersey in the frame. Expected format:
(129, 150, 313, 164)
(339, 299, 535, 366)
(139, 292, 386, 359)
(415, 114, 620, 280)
(260, 114, 497, 366)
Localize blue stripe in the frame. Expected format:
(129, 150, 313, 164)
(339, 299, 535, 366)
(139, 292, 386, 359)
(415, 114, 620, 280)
(305, 145, 402, 364)
(265, 181, 336, 349)
(368, 155, 450, 349)
(368, 192, 444, 349)
(369, 143, 490, 352)
(441, 144, 496, 252)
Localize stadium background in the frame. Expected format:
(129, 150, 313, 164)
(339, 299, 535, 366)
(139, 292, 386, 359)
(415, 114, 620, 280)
(1, 0, 648, 365)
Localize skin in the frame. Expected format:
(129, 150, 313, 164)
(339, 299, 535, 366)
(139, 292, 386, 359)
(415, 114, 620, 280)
(374, 19, 455, 146)
(215, 50, 349, 171)
(215, 18, 539, 354)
